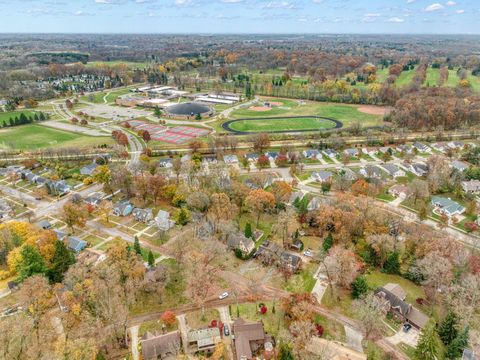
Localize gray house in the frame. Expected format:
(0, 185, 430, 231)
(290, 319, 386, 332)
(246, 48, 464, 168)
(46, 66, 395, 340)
(155, 210, 175, 231)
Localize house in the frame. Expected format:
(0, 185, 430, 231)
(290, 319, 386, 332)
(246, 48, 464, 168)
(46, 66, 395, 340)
(113, 199, 134, 217)
(382, 164, 405, 178)
(323, 149, 338, 158)
(141, 331, 182, 360)
(132, 208, 154, 223)
(227, 233, 255, 255)
(0, 200, 12, 219)
(338, 167, 357, 181)
(450, 160, 470, 172)
(265, 151, 279, 161)
(462, 180, 480, 193)
(280, 252, 302, 272)
(245, 153, 259, 162)
(223, 154, 239, 165)
(413, 142, 430, 153)
(311, 170, 333, 183)
(67, 236, 88, 253)
(303, 149, 320, 159)
(84, 192, 104, 207)
(343, 148, 359, 157)
(362, 147, 377, 156)
(307, 196, 322, 211)
(187, 328, 221, 352)
(290, 239, 304, 252)
(405, 162, 428, 177)
(45, 180, 71, 196)
(202, 155, 217, 164)
(431, 196, 466, 217)
(155, 210, 175, 231)
(432, 143, 449, 153)
(53, 229, 67, 241)
(389, 185, 411, 199)
(36, 219, 52, 230)
(80, 162, 98, 176)
(159, 158, 173, 168)
(396, 144, 413, 154)
(448, 141, 464, 150)
(232, 319, 273, 360)
(374, 285, 429, 329)
(288, 191, 304, 205)
(359, 165, 383, 179)
(378, 146, 393, 155)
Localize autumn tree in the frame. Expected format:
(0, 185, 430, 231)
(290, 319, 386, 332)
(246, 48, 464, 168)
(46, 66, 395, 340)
(321, 246, 360, 298)
(161, 310, 177, 327)
(250, 132, 270, 153)
(62, 202, 88, 234)
(354, 292, 385, 339)
(245, 189, 275, 227)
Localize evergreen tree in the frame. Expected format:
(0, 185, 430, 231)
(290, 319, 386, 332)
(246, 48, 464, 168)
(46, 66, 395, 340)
(147, 250, 155, 267)
(278, 343, 294, 360)
(47, 240, 75, 283)
(383, 251, 400, 274)
(177, 208, 189, 225)
(351, 275, 369, 299)
(415, 319, 439, 360)
(438, 311, 459, 346)
(446, 326, 469, 360)
(244, 222, 253, 239)
(322, 232, 333, 252)
(17, 244, 47, 281)
(133, 236, 142, 255)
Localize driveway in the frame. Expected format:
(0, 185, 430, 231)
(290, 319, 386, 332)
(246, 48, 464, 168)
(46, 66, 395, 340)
(387, 328, 420, 348)
(129, 325, 140, 360)
(345, 325, 364, 353)
(176, 314, 190, 355)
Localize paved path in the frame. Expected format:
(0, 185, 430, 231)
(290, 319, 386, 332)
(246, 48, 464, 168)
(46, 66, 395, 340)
(41, 120, 108, 137)
(387, 328, 420, 348)
(129, 325, 140, 360)
(176, 314, 190, 355)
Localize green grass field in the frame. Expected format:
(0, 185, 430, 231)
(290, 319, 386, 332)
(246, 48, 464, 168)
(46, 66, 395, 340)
(425, 67, 441, 87)
(0, 124, 113, 150)
(85, 61, 150, 69)
(228, 117, 337, 132)
(395, 67, 417, 86)
(229, 99, 383, 129)
(0, 110, 41, 123)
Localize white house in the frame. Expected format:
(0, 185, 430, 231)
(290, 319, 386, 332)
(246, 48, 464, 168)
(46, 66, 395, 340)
(431, 196, 465, 217)
(311, 171, 333, 183)
(382, 164, 406, 178)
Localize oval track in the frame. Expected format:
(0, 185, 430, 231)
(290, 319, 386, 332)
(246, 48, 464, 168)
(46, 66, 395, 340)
(222, 115, 343, 134)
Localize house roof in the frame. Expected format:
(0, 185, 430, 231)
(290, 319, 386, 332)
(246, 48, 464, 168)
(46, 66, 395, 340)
(451, 160, 469, 171)
(187, 327, 220, 343)
(462, 180, 480, 192)
(375, 287, 411, 316)
(313, 171, 333, 181)
(80, 162, 98, 175)
(223, 154, 239, 163)
(383, 164, 402, 175)
(36, 220, 52, 229)
(407, 307, 430, 329)
(384, 283, 407, 300)
(141, 331, 181, 360)
(67, 237, 87, 252)
(232, 319, 266, 360)
(362, 165, 382, 177)
(323, 149, 338, 156)
(431, 196, 465, 215)
(304, 149, 320, 157)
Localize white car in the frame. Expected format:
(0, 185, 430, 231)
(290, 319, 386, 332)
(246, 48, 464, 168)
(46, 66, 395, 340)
(218, 292, 229, 300)
(303, 250, 313, 257)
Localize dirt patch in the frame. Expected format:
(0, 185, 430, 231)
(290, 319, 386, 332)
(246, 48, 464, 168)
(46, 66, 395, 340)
(249, 106, 272, 112)
(357, 105, 392, 116)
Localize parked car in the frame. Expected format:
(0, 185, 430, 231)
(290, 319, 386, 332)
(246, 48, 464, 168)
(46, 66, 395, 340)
(224, 325, 230, 336)
(303, 249, 313, 257)
(218, 292, 229, 300)
(403, 323, 412, 333)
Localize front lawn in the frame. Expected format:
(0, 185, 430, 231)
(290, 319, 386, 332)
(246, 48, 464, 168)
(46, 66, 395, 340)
(365, 271, 425, 305)
(234, 301, 285, 337)
(185, 308, 220, 329)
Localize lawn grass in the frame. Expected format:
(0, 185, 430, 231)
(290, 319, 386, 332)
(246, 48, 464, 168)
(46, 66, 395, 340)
(396, 68, 417, 87)
(229, 100, 383, 128)
(364, 271, 425, 305)
(377, 193, 395, 202)
(185, 308, 220, 329)
(314, 313, 346, 342)
(0, 124, 113, 150)
(234, 301, 285, 337)
(228, 117, 337, 133)
(284, 262, 317, 293)
(139, 318, 177, 337)
(425, 67, 441, 87)
(445, 69, 460, 87)
(0, 110, 41, 123)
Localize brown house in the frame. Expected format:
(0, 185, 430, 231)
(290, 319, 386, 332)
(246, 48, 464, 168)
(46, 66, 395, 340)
(232, 319, 274, 360)
(140, 330, 182, 360)
(374, 283, 429, 329)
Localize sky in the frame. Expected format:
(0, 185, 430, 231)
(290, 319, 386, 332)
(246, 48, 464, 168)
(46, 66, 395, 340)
(0, 0, 478, 34)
